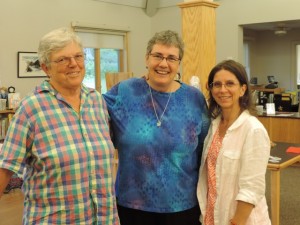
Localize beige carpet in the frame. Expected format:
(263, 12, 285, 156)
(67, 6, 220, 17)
(0, 189, 23, 225)
(0, 167, 299, 225)
(266, 165, 300, 225)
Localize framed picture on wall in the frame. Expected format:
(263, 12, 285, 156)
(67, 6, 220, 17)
(17, 52, 47, 78)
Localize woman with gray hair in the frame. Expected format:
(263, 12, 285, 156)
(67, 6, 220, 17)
(0, 27, 119, 225)
(103, 30, 210, 225)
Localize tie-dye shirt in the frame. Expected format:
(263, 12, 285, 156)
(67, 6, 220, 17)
(103, 78, 210, 212)
(0, 81, 119, 225)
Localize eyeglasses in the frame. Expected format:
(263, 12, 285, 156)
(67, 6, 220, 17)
(209, 81, 239, 90)
(51, 54, 85, 66)
(149, 53, 180, 64)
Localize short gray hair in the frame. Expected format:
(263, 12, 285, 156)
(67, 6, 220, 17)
(38, 27, 83, 66)
(146, 30, 184, 60)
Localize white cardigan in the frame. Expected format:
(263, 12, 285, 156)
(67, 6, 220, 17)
(197, 110, 271, 225)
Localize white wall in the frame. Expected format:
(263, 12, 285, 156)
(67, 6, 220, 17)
(247, 29, 300, 90)
(153, 0, 300, 91)
(215, 0, 300, 62)
(214, 0, 300, 91)
(2, 0, 300, 97)
(150, 6, 181, 35)
(0, 0, 152, 97)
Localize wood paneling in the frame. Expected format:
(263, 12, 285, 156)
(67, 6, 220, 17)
(258, 116, 300, 144)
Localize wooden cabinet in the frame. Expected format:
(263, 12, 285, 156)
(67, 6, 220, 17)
(0, 110, 14, 141)
(257, 114, 300, 144)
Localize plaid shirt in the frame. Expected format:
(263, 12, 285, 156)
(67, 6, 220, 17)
(0, 81, 119, 225)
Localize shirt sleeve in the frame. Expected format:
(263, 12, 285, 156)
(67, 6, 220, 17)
(197, 94, 210, 165)
(102, 83, 120, 111)
(236, 125, 270, 205)
(0, 106, 32, 176)
(102, 83, 121, 145)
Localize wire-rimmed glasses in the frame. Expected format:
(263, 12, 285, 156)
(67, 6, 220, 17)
(51, 53, 85, 66)
(149, 53, 180, 64)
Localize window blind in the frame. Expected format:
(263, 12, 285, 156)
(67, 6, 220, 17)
(72, 21, 129, 49)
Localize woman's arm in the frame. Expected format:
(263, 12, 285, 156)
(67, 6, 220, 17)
(230, 200, 254, 225)
(232, 120, 270, 225)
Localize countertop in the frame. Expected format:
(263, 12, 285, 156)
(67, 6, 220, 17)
(257, 112, 300, 119)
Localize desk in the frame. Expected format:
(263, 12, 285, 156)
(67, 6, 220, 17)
(267, 142, 300, 225)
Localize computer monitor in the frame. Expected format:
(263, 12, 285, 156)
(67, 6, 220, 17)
(267, 75, 276, 83)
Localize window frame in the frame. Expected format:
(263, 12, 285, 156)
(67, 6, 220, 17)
(291, 41, 300, 89)
(72, 22, 130, 92)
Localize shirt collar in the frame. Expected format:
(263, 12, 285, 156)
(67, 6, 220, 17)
(35, 80, 95, 97)
(212, 110, 251, 131)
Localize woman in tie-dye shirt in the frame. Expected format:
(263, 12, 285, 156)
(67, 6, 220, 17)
(103, 30, 210, 225)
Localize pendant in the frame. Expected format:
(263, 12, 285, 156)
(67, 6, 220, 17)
(156, 121, 161, 127)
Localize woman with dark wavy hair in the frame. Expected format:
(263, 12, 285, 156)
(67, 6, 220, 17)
(197, 60, 271, 225)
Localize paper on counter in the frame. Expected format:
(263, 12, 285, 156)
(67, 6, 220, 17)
(269, 156, 281, 163)
(286, 146, 300, 154)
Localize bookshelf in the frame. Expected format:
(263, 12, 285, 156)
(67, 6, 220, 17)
(0, 109, 15, 141)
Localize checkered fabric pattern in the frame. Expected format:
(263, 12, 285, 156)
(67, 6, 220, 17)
(0, 81, 119, 225)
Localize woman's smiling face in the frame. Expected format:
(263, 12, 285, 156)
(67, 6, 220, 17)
(42, 41, 85, 93)
(146, 44, 180, 91)
(211, 69, 246, 111)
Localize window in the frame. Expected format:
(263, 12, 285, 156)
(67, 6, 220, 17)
(72, 23, 129, 93)
(83, 48, 95, 89)
(83, 48, 120, 93)
(99, 49, 120, 93)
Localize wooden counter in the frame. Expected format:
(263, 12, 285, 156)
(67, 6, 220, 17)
(250, 86, 285, 94)
(267, 142, 300, 225)
(257, 112, 300, 144)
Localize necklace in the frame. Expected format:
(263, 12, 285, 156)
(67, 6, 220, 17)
(148, 84, 172, 127)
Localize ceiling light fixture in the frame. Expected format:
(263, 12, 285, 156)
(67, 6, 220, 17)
(274, 29, 287, 36)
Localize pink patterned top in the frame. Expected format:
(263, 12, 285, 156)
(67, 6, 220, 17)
(204, 127, 223, 225)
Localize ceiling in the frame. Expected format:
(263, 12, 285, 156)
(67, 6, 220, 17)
(93, 0, 182, 8)
(93, 0, 300, 29)
(242, 20, 300, 32)
(93, 0, 182, 16)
